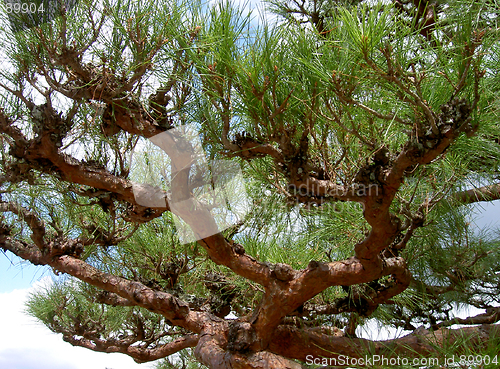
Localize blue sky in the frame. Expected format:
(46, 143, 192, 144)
(0, 256, 51, 293)
(470, 200, 500, 230)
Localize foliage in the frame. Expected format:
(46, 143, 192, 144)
(0, 0, 500, 368)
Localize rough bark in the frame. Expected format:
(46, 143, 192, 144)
(269, 324, 500, 363)
(453, 183, 500, 204)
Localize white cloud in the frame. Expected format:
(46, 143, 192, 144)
(0, 278, 154, 369)
(358, 304, 487, 343)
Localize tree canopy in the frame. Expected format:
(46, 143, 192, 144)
(1, 0, 500, 368)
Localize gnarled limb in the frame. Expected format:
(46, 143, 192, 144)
(269, 323, 500, 362)
(436, 307, 500, 328)
(0, 217, 203, 333)
(4, 242, 202, 330)
(63, 334, 199, 363)
(0, 107, 167, 222)
(251, 256, 410, 347)
(195, 321, 303, 369)
(453, 183, 500, 204)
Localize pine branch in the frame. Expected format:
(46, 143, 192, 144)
(453, 183, 500, 204)
(63, 334, 199, 363)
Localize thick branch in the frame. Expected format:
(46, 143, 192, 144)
(195, 323, 302, 369)
(155, 130, 274, 287)
(269, 324, 500, 363)
(174, 204, 273, 287)
(252, 257, 410, 348)
(453, 183, 500, 204)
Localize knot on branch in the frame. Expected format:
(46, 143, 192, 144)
(101, 104, 123, 137)
(148, 91, 173, 129)
(46, 238, 84, 259)
(31, 104, 71, 146)
(227, 321, 256, 352)
(272, 263, 295, 282)
(437, 98, 473, 134)
(406, 98, 474, 158)
(232, 242, 245, 255)
(354, 165, 383, 187)
(159, 258, 187, 289)
(419, 98, 473, 150)
(354, 147, 394, 188)
(204, 272, 239, 318)
(0, 222, 14, 238)
(373, 146, 392, 166)
(232, 132, 265, 158)
(124, 204, 162, 223)
(307, 260, 320, 269)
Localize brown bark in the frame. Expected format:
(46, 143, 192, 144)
(194, 322, 303, 369)
(453, 183, 500, 204)
(269, 324, 500, 363)
(63, 334, 199, 363)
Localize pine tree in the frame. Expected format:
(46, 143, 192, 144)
(1, 0, 500, 368)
